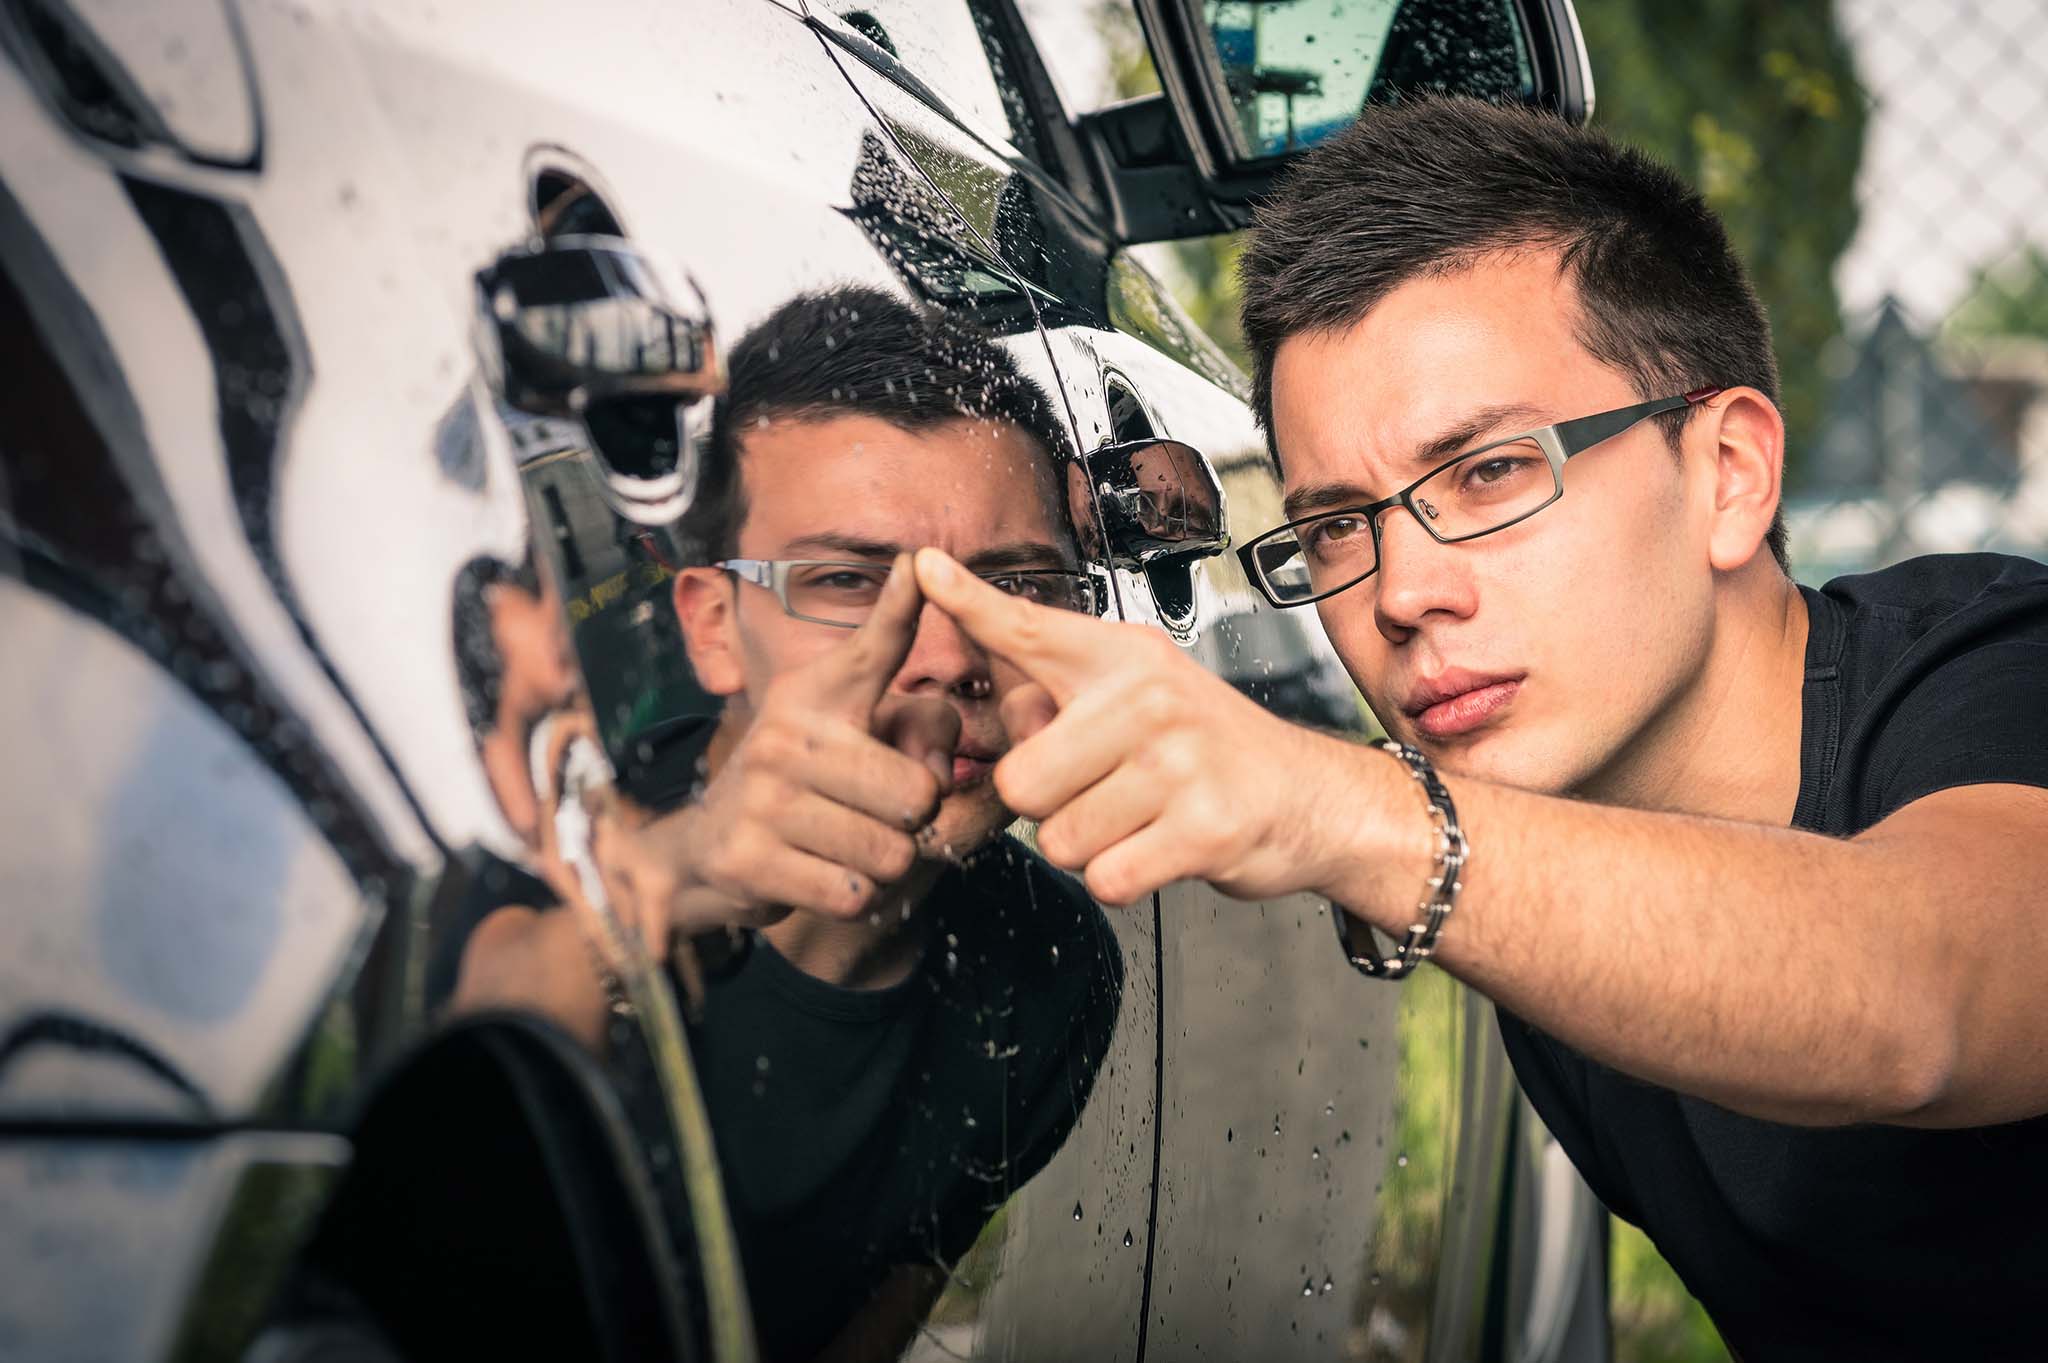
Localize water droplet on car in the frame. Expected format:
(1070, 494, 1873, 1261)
(1050, 944, 1059, 964)
(1073, 1202, 1084, 1221)
(1311, 1146, 1321, 1160)
(1321, 1276, 1334, 1295)
(1396, 1153, 1409, 1168)
(1123, 1229, 1134, 1247)
(1225, 1127, 1233, 1142)
(1301, 1279, 1314, 1297)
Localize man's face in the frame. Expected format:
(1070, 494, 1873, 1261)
(683, 411, 1073, 854)
(1269, 250, 1719, 796)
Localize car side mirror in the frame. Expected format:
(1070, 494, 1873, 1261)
(1089, 0, 1594, 244)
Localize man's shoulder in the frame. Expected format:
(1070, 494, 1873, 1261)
(939, 834, 1122, 986)
(1814, 551, 2048, 631)
(1804, 552, 2048, 831)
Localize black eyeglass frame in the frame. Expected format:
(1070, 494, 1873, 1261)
(1236, 387, 1725, 609)
(716, 558, 1106, 628)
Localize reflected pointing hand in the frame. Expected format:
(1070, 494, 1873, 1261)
(604, 554, 960, 945)
(913, 547, 1348, 907)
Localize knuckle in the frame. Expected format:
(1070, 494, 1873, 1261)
(826, 871, 872, 918)
(874, 830, 917, 882)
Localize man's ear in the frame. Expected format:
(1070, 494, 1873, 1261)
(673, 567, 745, 697)
(1699, 387, 1786, 573)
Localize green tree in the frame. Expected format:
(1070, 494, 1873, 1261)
(1577, 1, 1868, 477)
(1945, 245, 2048, 342)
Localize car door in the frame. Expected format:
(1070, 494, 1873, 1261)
(1, 1, 1140, 1359)
(805, 8, 1471, 1359)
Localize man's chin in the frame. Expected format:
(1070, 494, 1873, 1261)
(1405, 725, 1576, 796)
(920, 791, 1012, 863)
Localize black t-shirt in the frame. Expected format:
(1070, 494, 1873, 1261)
(1498, 553, 2048, 1362)
(689, 835, 1123, 1363)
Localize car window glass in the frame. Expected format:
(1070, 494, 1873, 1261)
(1016, 0, 1155, 112)
(822, 1, 1038, 158)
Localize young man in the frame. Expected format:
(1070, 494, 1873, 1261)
(461, 286, 1122, 1363)
(910, 99, 2048, 1359)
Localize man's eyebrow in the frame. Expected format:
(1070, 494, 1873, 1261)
(960, 541, 1072, 572)
(1281, 402, 1551, 520)
(782, 532, 900, 560)
(778, 534, 1072, 571)
(1410, 402, 1550, 470)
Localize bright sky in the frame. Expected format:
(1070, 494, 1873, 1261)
(1018, 0, 2048, 332)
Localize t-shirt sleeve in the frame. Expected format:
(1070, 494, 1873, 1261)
(1865, 635, 2048, 818)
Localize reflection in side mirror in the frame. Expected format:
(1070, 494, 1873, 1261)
(475, 234, 723, 525)
(1198, 0, 1541, 162)
(1084, 437, 1228, 570)
(1097, 0, 1592, 243)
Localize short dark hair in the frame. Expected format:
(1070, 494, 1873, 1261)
(1239, 97, 1789, 571)
(451, 551, 541, 738)
(679, 286, 1072, 562)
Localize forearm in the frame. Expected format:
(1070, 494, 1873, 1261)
(1320, 743, 1966, 1127)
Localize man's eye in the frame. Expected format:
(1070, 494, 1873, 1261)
(808, 569, 886, 595)
(987, 574, 1050, 603)
(1304, 516, 1366, 554)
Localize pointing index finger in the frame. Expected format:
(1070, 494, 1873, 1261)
(802, 553, 925, 715)
(912, 547, 1103, 701)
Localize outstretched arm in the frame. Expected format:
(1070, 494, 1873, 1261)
(912, 548, 2048, 1131)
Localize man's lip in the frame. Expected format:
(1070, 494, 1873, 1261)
(950, 752, 1000, 786)
(1403, 671, 1525, 740)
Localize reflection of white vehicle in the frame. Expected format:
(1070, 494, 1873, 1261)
(2, 2, 1605, 1360)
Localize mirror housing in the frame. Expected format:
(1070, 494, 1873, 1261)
(1088, 0, 1593, 244)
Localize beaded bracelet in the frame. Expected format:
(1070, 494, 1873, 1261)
(1331, 739, 1468, 981)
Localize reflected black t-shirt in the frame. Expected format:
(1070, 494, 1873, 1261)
(1498, 553, 2048, 1362)
(689, 835, 1123, 1363)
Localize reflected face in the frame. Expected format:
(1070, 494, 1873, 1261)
(682, 411, 1073, 853)
(1269, 251, 1717, 795)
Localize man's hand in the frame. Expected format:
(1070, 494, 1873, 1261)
(599, 554, 961, 942)
(913, 547, 1378, 907)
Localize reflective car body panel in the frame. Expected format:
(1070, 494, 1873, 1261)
(1, 2, 1605, 1360)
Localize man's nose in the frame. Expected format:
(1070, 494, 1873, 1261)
(1371, 507, 1478, 642)
(894, 599, 993, 698)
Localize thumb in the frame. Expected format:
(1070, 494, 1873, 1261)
(875, 695, 963, 793)
(999, 681, 1059, 746)
(797, 553, 924, 715)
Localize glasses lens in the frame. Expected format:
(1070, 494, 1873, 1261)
(985, 571, 1096, 614)
(1255, 507, 1378, 604)
(1411, 437, 1556, 539)
(784, 561, 891, 625)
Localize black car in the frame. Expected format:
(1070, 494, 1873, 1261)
(0, 2, 1609, 1360)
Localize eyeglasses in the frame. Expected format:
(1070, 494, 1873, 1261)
(717, 558, 1104, 627)
(1237, 388, 1724, 608)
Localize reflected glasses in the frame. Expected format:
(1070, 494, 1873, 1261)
(1237, 388, 1724, 608)
(718, 558, 1103, 628)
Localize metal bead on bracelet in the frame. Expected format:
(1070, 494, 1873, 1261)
(1331, 740, 1468, 981)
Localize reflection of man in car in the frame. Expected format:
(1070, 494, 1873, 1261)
(605, 286, 1122, 1363)
(450, 551, 579, 848)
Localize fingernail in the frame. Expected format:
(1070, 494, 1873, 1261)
(919, 549, 956, 585)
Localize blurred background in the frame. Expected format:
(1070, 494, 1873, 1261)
(1021, 1, 2048, 1357)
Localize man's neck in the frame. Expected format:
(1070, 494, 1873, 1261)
(1575, 572, 1810, 825)
(705, 709, 939, 989)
